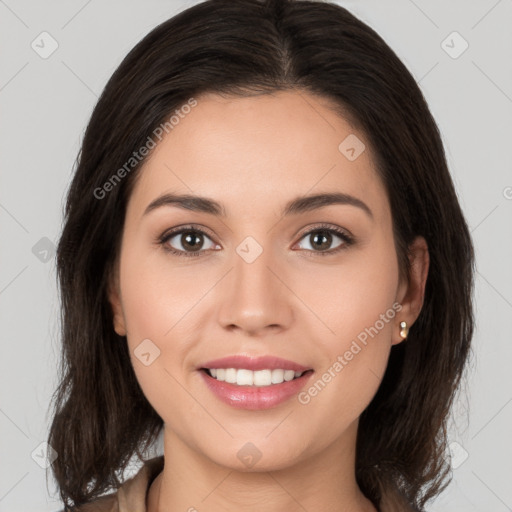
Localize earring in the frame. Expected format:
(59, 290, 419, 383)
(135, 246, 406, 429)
(399, 321, 409, 340)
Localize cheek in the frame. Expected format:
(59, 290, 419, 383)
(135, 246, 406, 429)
(295, 243, 400, 416)
(333, 246, 399, 358)
(296, 239, 400, 345)
(117, 248, 207, 402)
(119, 245, 208, 346)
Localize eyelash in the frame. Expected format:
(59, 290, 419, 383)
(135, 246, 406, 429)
(157, 223, 354, 258)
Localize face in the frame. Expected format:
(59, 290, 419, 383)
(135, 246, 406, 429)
(109, 90, 425, 471)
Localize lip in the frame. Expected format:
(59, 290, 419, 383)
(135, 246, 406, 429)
(198, 355, 312, 372)
(199, 368, 314, 410)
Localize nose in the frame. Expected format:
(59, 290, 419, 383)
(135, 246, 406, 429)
(216, 242, 294, 336)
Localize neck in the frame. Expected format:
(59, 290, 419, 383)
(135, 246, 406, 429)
(147, 420, 377, 512)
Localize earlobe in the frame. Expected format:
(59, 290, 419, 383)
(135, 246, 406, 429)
(393, 236, 429, 345)
(112, 311, 127, 337)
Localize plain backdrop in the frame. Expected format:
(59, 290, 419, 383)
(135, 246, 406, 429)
(1, 1, 511, 511)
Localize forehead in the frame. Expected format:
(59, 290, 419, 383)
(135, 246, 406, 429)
(128, 90, 389, 221)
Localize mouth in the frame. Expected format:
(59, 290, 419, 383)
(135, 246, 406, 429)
(197, 358, 315, 410)
(197, 354, 314, 409)
(199, 367, 314, 387)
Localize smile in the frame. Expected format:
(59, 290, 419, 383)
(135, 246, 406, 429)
(203, 368, 310, 386)
(199, 368, 314, 410)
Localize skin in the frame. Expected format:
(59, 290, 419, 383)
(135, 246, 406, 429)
(108, 90, 429, 512)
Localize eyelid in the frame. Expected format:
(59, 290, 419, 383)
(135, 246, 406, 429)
(159, 223, 217, 242)
(292, 223, 354, 255)
(294, 222, 353, 242)
(158, 223, 219, 255)
(158, 222, 355, 257)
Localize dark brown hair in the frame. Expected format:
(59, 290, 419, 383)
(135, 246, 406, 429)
(48, 0, 475, 510)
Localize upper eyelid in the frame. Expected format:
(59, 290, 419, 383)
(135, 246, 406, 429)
(161, 223, 216, 239)
(161, 223, 352, 246)
(295, 223, 352, 239)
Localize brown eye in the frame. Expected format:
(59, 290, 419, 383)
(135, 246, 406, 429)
(295, 225, 354, 256)
(177, 231, 205, 252)
(307, 230, 335, 251)
(160, 226, 219, 257)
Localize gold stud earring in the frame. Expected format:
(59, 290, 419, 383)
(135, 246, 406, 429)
(399, 321, 409, 340)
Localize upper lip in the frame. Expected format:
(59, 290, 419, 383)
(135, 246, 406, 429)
(199, 355, 312, 372)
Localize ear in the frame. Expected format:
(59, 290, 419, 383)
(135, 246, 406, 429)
(107, 261, 127, 337)
(393, 236, 429, 346)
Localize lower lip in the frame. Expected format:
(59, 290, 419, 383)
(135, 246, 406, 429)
(199, 369, 314, 410)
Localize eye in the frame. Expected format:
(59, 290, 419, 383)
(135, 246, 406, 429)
(295, 224, 354, 256)
(159, 225, 219, 257)
(158, 223, 354, 258)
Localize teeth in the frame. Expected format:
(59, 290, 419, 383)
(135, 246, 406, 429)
(206, 368, 306, 386)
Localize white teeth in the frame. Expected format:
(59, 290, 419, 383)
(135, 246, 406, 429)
(237, 369, 254, 386)
(206, 368, 306, 386)
(225, 368, 237, 384)
(284, 369, 295, 381)
(271, 369, 284, 383)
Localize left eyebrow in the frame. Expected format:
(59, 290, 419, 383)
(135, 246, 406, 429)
(283, 192, 373, 220)
(143, 193, 226, 217)
(143, 191, 373, 220)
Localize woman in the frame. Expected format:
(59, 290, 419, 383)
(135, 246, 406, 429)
(48, 0, 475, 510)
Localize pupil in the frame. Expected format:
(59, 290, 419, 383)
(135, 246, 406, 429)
(179, 231, 333, 252)
(182, 231, 203, 251)
(312, 231, 331, 251)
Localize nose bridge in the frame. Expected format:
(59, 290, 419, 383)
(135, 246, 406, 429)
(235, 239, 274, 295)
(217, 236, 292, 333)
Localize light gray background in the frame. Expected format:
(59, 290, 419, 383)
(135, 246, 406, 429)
(1, 1, 511, 511)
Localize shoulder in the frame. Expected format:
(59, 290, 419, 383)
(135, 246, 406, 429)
(55, 455, 164, 512)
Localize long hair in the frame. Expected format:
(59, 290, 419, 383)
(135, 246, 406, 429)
(48, 0, 475, 509)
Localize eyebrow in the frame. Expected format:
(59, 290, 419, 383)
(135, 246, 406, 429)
(143, 191, 373, 220)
